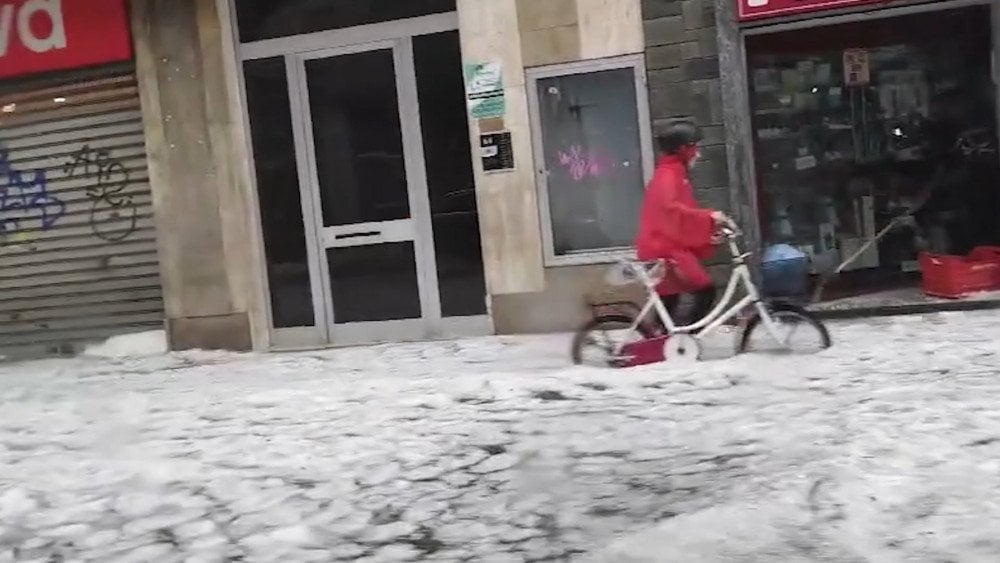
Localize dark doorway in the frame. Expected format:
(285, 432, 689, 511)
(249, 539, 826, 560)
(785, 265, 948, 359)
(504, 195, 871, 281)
(414, 31, 488, 317)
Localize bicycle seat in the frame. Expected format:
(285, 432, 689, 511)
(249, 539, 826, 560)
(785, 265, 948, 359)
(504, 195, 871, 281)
(604, 259, 665, 286)
(633, 260, 664, 275)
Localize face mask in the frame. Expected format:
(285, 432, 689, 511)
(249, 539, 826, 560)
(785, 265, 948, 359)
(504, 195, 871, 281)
(688, 149, 702, 169)
(678, 145, 700, 169)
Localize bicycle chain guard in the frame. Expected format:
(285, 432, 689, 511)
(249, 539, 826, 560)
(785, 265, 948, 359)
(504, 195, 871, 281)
(618, 333, 701, 367)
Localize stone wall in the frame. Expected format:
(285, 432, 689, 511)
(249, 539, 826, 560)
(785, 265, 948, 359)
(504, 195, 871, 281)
(642, 0, 739, 278)
(642, 0, 730, 212)
(515, 0, 644, 67)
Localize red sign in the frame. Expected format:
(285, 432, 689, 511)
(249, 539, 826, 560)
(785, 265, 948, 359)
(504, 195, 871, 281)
(0, 0, 132, 80)
(737, 0, 890, 21)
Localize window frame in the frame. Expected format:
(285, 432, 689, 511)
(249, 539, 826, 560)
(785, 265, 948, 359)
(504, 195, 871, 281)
(526, 54, 656, 267)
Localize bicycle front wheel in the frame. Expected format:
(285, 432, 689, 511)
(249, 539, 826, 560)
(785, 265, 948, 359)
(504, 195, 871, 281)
(571, 315, 654, 368)
(739, 302, 831, 355)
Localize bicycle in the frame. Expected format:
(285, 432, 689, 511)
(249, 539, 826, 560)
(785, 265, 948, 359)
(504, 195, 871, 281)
(571, 219, 832, 367)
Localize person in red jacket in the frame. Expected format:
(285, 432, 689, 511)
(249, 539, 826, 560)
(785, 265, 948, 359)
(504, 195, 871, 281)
(635, 121, 729, 328)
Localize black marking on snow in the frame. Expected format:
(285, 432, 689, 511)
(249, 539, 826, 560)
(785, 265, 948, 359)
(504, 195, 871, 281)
(405, 526, 445, 556)
(156, 529, 180, 547)
(479, 444, 507, 456)
(370, 505, 403, 525)
(967, 437, 1000, 447)
(455, 396, 496, 405)
(532, 390, 576, 402)
(699, 452, 756, 466)
(725, 374, 745, 386)
(586, 504, 626, 517)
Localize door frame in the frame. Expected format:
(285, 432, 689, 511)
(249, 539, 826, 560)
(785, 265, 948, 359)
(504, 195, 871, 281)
(230, 9, 492, 348)
(289, 38, 444, 346)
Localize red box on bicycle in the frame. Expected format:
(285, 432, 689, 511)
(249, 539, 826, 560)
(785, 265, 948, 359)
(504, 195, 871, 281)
(919, 247, 1000, 299)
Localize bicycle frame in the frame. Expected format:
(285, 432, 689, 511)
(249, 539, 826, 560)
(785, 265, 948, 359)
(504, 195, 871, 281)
(619, 228, 790, 347)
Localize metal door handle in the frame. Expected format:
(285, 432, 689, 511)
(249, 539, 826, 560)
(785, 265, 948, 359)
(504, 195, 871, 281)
(335, 231, 381, 240)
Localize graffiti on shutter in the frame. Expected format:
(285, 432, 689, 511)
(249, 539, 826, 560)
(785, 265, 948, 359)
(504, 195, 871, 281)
(0, 68, 163, 357)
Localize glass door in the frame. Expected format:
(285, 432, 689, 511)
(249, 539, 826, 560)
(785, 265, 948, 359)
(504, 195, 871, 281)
(290, 40, 439, 345)
(285, 34, 490, 346)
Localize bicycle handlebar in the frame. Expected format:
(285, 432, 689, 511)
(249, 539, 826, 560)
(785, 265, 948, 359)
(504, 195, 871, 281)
(613, 219, 748, 281)
(718, 216, 742, 238)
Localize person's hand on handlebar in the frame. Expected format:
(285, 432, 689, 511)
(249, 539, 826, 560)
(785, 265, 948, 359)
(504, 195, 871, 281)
(710, 211, 740, 244)
(711, 211, 733, 228)
(708, 211, 727, 245)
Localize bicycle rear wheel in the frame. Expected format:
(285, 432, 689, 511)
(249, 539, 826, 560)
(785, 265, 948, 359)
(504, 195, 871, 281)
(571, 315, 654, 367)
(739, 302, 831, 355)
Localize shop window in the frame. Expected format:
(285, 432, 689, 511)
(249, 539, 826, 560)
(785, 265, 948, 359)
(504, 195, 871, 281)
(527, 56, 654, 265)
(747, 6, 999, 297)
(234, 0, 456, 43)
(243, 57, 315, 328)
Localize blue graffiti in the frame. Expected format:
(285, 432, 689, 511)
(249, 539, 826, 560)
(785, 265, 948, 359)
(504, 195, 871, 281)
(0, 148, 66, 242)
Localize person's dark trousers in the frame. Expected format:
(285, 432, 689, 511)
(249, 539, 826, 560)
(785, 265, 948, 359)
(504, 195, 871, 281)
(656, 286, 717, 333)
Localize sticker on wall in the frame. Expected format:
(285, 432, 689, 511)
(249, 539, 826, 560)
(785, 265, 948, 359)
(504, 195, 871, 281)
(843, 49, 870, 87)
(464, 62, 505, 120)
(480, 131, 515, 173)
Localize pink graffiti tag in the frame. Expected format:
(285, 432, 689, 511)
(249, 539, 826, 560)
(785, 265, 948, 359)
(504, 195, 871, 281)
(557, 145, 615, 182)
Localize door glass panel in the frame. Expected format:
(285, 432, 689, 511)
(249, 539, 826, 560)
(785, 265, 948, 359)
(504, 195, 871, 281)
(243, 57, 315, 328)
(305, 50, 410, 227)
(327, 243, 421, 323)
(414, 31, 488, 317)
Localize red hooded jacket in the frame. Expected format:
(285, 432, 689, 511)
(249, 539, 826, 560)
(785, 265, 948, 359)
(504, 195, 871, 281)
(634, 154, 716, 295)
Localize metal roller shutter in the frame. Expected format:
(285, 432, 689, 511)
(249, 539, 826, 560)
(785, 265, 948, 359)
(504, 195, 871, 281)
(0, 65, 163, 357)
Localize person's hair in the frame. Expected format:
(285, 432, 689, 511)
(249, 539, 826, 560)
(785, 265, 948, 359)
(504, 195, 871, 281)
(656, 121, 702, 155)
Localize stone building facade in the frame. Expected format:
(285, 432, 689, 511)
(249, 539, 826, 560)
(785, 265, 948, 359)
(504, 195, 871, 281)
(1, 0, 995, 356)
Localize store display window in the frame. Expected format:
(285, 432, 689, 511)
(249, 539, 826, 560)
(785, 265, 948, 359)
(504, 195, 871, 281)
(747, 6, 999, 298)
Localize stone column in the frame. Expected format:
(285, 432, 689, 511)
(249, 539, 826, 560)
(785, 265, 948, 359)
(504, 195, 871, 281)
(130, 0, 270, 351)
(714, 0, 760, 252)
(456, 0, 546, 296)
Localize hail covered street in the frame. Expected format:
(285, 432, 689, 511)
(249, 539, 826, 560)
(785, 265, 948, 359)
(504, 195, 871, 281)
(2, 311, 1000, 562)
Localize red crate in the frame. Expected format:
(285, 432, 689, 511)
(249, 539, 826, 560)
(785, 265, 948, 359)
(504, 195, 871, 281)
(919, 249, 1000, 299)
(969, 246, 1000, 264)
